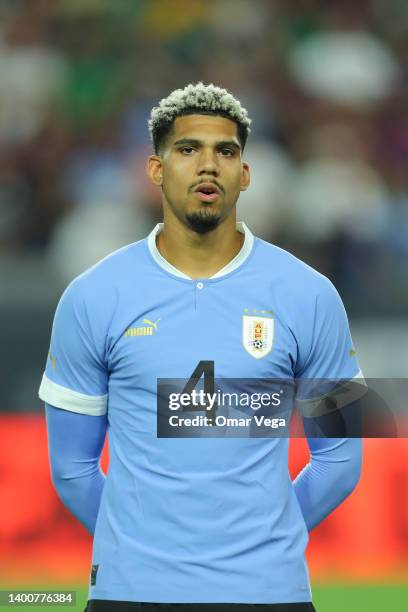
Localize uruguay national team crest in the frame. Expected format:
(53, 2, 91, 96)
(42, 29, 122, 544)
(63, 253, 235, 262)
(242, 314, 274, 359)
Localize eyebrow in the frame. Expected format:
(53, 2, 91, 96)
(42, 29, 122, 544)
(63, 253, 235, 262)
(173, 138, 241, 151)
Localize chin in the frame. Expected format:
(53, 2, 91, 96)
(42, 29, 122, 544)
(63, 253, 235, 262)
(185, 211, 221, 234)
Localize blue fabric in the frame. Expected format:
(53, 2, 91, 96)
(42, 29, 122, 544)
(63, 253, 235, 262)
(40, 229, 362, 604)
(45, 403, 361, 536)
(293, 436, 362, 531)
(45, 404, 107, 534)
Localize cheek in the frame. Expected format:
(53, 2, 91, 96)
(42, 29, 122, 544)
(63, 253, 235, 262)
(163, 163, 189, 189)
(226, 169, 244, 195)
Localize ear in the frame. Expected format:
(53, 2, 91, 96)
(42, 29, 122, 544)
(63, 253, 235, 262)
(240, 161, 250, 192)
(146, 155, 163, 186)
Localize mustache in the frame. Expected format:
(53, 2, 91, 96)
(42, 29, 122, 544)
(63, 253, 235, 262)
(190, 179, 224, 193)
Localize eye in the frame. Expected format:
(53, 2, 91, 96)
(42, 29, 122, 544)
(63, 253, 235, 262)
(220, 148, 235, 156)
(180, 146, 195, 154)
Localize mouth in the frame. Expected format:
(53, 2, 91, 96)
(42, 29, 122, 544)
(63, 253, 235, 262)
(194, 182, 221, 202)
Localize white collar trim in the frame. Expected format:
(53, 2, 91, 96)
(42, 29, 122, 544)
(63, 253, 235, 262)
(147, 222, 254, 280)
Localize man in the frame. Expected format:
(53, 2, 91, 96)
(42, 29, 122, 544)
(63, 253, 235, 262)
(40, 82, 362, 612)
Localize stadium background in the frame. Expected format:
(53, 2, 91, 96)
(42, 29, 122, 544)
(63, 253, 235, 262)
(0, 1, 407, 610)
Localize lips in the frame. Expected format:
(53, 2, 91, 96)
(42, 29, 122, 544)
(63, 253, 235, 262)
(194, 182, 221, 202)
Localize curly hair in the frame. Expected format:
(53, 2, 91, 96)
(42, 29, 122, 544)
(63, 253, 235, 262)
(148, 82, 252, 154)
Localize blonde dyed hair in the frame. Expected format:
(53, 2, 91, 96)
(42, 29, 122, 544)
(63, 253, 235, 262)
(148, 82, 252, 153)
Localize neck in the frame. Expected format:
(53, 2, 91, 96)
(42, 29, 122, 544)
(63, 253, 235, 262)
(156, 212, 244, 279)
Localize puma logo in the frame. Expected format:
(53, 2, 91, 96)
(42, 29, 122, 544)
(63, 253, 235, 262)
(142, 318, 161, 331)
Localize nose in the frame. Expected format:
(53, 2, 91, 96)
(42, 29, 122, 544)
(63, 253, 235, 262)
(197, 148, 219, 176)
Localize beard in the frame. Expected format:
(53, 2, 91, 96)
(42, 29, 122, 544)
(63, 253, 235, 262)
(185, 208, 222, 234)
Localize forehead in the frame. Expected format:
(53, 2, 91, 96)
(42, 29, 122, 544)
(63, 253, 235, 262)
(170, 114, 239, 143)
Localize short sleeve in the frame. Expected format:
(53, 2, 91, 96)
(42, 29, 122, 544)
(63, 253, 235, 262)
(294, 278, 365, 419)
(39, 280, 108, 415)
(295, 278, 362, 381)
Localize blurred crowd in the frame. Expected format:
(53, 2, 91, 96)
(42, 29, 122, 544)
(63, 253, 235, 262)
(1, 0, 408, 315)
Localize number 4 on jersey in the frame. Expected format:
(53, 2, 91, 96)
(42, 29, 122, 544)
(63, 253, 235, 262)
(181, 360, 218, 419)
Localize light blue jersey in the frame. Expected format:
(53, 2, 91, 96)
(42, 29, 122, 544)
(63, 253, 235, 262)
(39, 222, 360, 604)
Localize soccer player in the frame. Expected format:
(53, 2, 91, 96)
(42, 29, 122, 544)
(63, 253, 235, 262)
(39, 83, 363, 612)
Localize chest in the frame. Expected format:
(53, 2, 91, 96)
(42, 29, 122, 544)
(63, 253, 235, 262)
(107, 281, 297, 387)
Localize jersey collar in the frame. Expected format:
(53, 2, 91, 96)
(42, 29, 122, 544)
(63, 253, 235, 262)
(147, 221, 254, 280)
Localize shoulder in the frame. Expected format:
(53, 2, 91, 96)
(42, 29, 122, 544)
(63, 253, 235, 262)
(253, 236, 338, 303)
(55, 239, 150, 327)
(63, 239, 148, 299)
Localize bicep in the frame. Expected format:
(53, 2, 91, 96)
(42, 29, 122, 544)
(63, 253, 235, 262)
(39, 279, 109, 414)
(296, 278, 361, 380)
